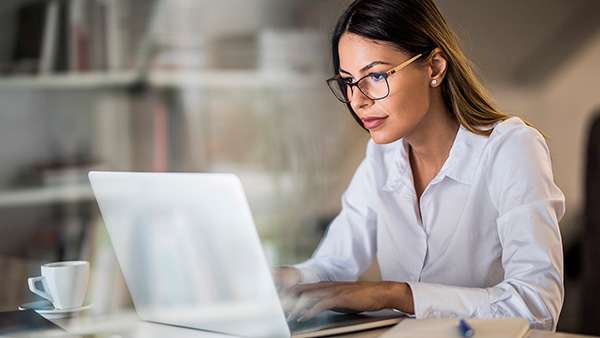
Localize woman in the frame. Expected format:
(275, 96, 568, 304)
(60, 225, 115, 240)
(274, 0, 564, 331)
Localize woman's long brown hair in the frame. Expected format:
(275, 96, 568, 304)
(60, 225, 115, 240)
(332, 0, 540, 136)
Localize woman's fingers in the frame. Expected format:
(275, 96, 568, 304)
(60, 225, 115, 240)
(286, 283, 345, 321)
(284, 281, 411, 321)
(297, 297, 339, 322)
(288, 281, 404, 321)
(287, 289, 325, 321)
(280, 281, 321, 313)
(284, 282, 331, 312)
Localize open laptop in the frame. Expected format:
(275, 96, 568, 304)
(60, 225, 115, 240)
(88, 171, 405, 338)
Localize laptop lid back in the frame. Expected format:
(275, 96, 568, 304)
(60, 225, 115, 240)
(89, 171, 290, 338)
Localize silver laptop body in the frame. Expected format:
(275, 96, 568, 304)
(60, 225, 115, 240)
(89, 171, 404, 338)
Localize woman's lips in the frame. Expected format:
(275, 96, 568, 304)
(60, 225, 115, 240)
(362, 116, 388, 129)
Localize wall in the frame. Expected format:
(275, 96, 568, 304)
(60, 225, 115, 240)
(489, 28, 600, 246)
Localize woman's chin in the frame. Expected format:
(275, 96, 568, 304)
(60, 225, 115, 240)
(370, 131, 401, 144)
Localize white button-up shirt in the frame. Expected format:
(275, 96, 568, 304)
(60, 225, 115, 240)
(295, 117, 565, 331)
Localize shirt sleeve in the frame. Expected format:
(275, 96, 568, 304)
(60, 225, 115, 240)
(295, 150, 379, 283)
(408, 123, 565, 331)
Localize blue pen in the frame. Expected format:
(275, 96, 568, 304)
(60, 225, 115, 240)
(458, 319, 474, 337)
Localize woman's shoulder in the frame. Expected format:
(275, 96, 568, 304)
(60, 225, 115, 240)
(488, 116, 545, 144)
(484, 116, 552, 172)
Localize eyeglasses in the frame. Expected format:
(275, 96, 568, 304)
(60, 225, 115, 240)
(326, 53, 423, 103)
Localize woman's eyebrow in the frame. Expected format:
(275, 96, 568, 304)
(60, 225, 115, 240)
(339, 61, 393, 76)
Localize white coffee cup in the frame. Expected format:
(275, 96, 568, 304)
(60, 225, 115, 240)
(28, 261, 89, 309)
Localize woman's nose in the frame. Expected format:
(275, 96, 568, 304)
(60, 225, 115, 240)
(350, 87, 373, 110)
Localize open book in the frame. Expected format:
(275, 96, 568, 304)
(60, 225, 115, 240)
(381, 317, 529, 338)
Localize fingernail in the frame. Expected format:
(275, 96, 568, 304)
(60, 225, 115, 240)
(297, 315, 307, 322)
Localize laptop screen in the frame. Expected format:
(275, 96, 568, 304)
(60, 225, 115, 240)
(89, 171, 290, 338)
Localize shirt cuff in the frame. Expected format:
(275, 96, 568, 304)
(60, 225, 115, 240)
(293, 264, 322, 284)
(407, 281, 491, 319)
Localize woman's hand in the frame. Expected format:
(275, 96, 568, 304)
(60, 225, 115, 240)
(272, 266, 302, 295)
(285, 281, 414, 322)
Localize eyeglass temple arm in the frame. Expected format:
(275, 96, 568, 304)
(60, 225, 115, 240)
(386, 53, 423, 76)
(329, 52, 424, 80)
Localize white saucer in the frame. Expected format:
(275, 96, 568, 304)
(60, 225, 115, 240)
(19, 300, 94, 319)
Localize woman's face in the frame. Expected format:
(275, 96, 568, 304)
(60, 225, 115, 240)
(338, 33, 434, 144)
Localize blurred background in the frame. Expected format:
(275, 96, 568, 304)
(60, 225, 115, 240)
(0, 0, 598, 334)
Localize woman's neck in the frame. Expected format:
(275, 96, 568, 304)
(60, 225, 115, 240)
(404, 94, 459, 201)
(405, 101, 459, 170)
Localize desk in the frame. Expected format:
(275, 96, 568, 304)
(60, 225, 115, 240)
(12, 311, 598, 338)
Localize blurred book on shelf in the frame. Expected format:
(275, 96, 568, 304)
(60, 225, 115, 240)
(104, 0, 129, 70)
(211, 34, 257, 70)
(88, 0, 108, 71)
(39, 0, 59, 74)
(24, 0, 154, 76)
(151, 48, 206, 71)
(258, 29, 326, 74)
(68, 0, 89, 72)
(13, 1, 47, 74)
(149, 0, 207, 71)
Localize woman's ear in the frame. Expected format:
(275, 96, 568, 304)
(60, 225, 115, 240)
(429, 47, 448, 87)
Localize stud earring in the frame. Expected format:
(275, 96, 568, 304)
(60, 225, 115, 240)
(431, 79, 438, 85)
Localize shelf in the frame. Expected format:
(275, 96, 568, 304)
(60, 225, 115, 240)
(147, 69, 325, 89)
(0, 71, 139, 90)
(0, 184, 95, 208)
(0, 69, 324, 90)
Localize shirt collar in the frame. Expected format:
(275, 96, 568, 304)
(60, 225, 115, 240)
(382, 139, 412, 192)
(382, 125, 488, 192)
(440, 125, 488, 185)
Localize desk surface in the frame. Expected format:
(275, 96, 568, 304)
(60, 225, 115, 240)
(340, 327, 598, 338)
(19, 311, 593, 338)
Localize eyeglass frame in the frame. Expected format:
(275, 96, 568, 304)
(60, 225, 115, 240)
(326, 52, 424, 103)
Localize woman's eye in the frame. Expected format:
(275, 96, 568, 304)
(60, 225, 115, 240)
(342, 77, 354, 84)
(369, 73, 386, 82)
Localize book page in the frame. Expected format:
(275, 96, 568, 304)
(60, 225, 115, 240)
(381, 317, 529, 338)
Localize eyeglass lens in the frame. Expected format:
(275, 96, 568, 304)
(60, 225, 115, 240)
(328, 74, 390, 103)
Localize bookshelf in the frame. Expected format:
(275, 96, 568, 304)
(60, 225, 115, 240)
(0, 67, 324, 212)
(0, 0, 329, 209)
(0, 0, 353, 314)
(0, 1, 158, 309)
(0, 0, 341, 228)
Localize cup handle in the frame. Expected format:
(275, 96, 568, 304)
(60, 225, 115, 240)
(28, 276, 53, 302)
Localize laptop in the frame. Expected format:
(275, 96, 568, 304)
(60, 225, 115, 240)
(88, 171, 405, 338)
